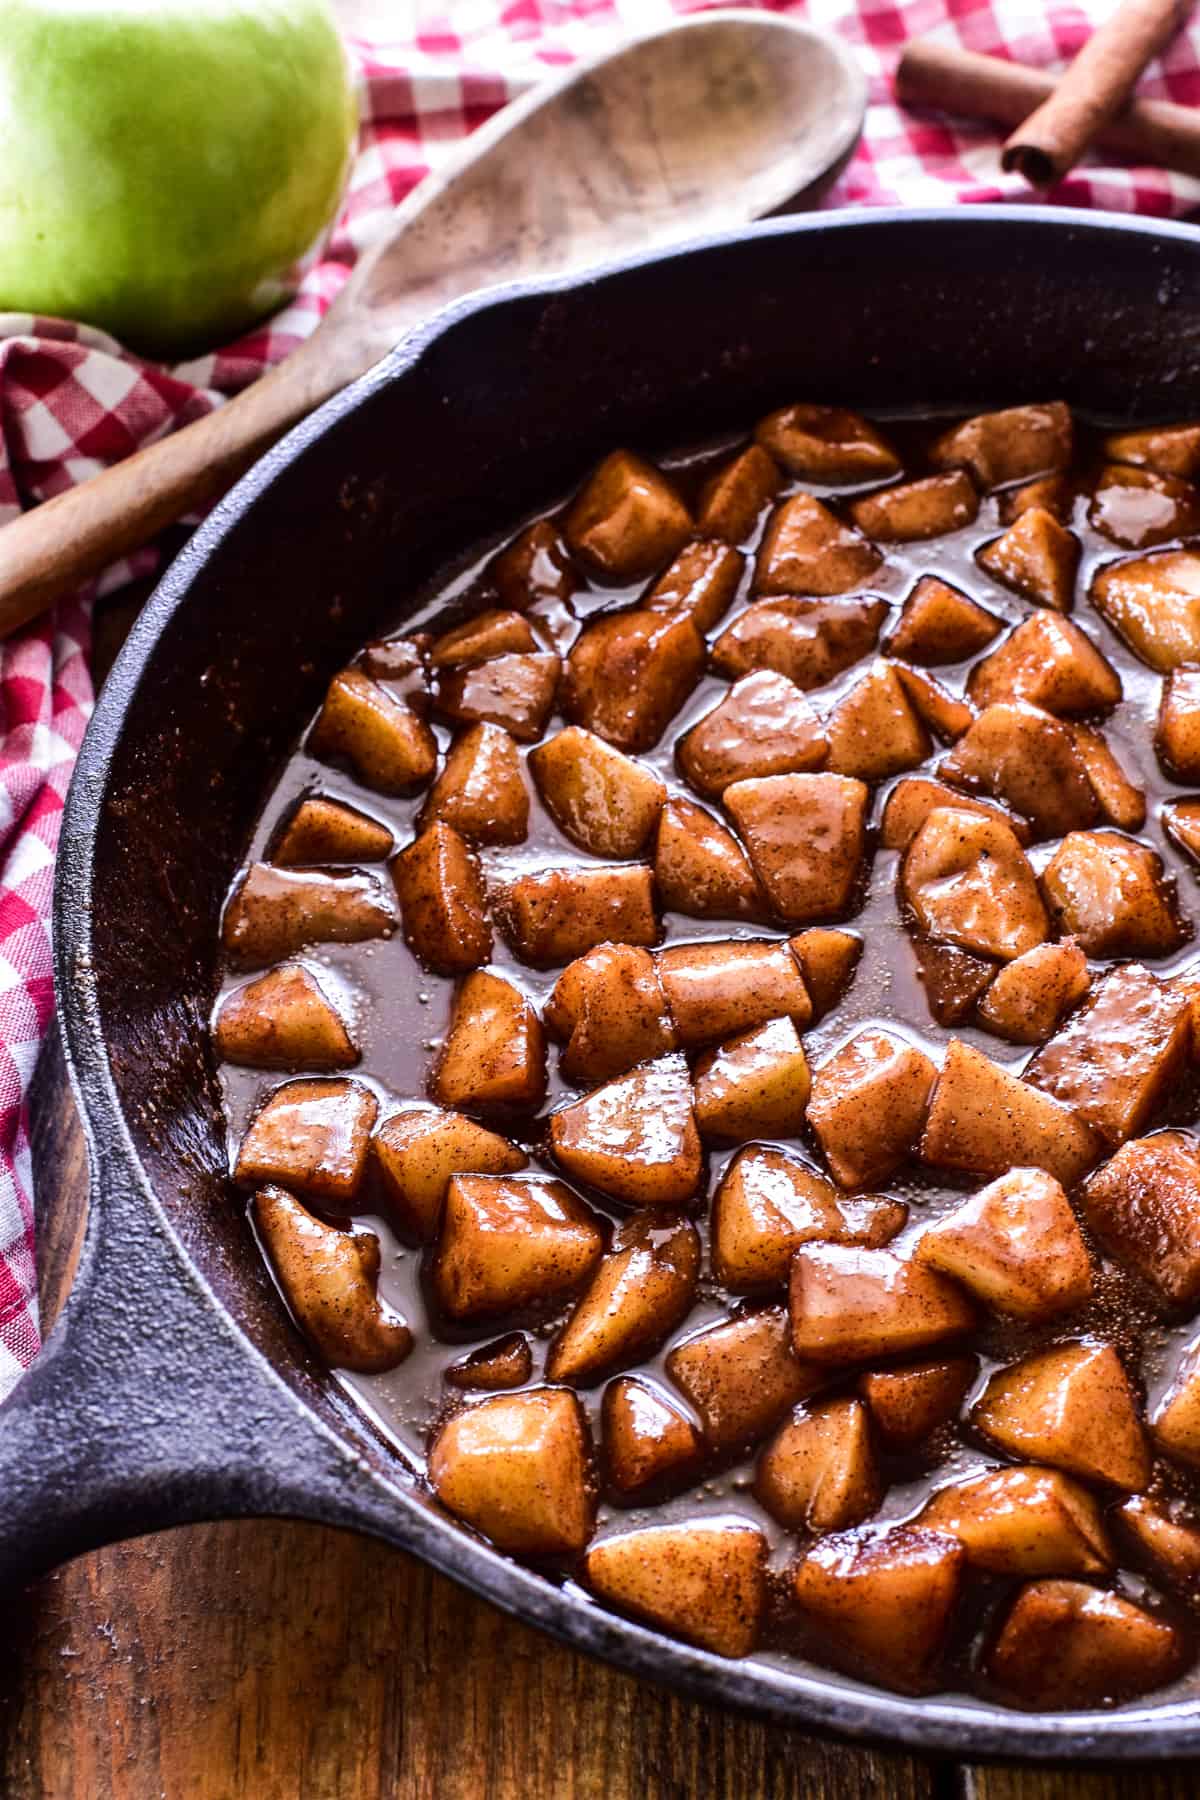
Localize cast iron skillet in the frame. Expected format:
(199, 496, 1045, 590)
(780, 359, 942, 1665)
(4, 208, 1200, 1760)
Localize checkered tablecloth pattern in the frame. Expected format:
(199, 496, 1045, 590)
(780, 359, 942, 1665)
(2, 0, 1199, 1395)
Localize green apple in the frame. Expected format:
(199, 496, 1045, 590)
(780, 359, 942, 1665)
(0, 0, 357, 357)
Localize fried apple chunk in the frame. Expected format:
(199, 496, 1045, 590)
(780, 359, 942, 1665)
(489, 519, 576, 612)
(547, 1212, 700, 1384)
(530, 726, 665, 857)
(545, 943, 676, 1084)
(725, 773, 868, 923)
(807, 1030, 937, 1189)
(235, 1078, 378, 1205)
(1154, 1350, 1200, 1466)
(563, 450, 691, 580)
(849, 470, 979, 542)
(918, 1467, 1112, 1577)
(788, 929, 862, 1021)
(913, 940, 995, 1027)
(421, 722, 529, 845)
(1089, 462, 1200, 549)
(902, 807, 1047, 962)
(667, 1307, 821, 1452)
(1165, 799, 1200, 864)
(429, 1387, 595, 1556)
(693, 1017, 811, 1143)
(939, 702, 1098, 839)
(644, 539, 744, 631)
(431, 970, 546, 1112)
(756, 1398, 880, 1534)
(826, 661, 931, 782)
(309, 668, 437, 793)
(695, 443, 782, 543)
(999, 471, 1076, 523)
(977, 507, 1079, 611)
(436, 650, 560, 743)
(1041, 831, 1187, 958)
(881, 777, 1032, 852)
(792, 1526, 964, 1693)
(548, 1053, 701, 1207)
(498, 864, 658, 966)
(272, 794, 393, 865)
(586, 1521, 767, 1658)
(858, 1358, 975, 1451)
(755, 403, 900, 482)
(920, 1039, 1102, 1187)
(790, 1245, 974, 1364)
(1027, 962, 1192, 1144)
(930, 402, 1073, 489)
(601, 1378, 704, 1497)
(988, 1581, 1182, 1708)
(1072, 723, 1146, 830)
(561, 608, 703, 753)
(222, 864, 397, 969)
(654, 798, 766, 922)
(1091, 548, 1200, 670)
(1083, 1131, 1200, 1304)
(1157, 664, 1200, 777)
(678, 671, 828, 798)
(215, 964, 358, 1071)
(1104, 420, 1200, 479)
(446, 1333, 533, 1392)
(914, 1169, 1092, 1321)
(754, 494, 882, 596)
(712, 1148, 906, 1291)
(972, 1341, 1151, 1490)
(886, 575, 1000, 665)
(977, 940, 1090, 1044)
(657, 939, 812, 1046)
(710, 596, 888, 689)
(392, 822, 491, 974)
(359, 633, 430, 695)
(429, 609, 538, 668)
(893, 664, 974, 743)
(967, 613, 1121, 715)
(433, 1173, 602, 1319)
(372, 1107, 526, 1241)
(254, 1187, 411, 1373)
(1118, 1495, 1200, 1594)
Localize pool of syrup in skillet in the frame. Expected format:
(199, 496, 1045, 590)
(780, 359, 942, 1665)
(216, 406, 1200, 1708)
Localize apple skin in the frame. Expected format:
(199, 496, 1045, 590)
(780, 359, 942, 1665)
(0, 0, 357, 358)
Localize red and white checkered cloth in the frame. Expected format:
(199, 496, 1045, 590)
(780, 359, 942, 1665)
(2, 0, 1199, 1394)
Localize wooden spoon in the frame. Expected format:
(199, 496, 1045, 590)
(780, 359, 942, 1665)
(0, 10, 865, 636)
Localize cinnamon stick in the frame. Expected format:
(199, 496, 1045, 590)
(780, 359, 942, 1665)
(1002, 0, 1193, 185)
(896, 37, 1200, 179)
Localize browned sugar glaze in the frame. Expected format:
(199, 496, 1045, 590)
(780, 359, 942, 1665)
(216, 401, 1200, 1710)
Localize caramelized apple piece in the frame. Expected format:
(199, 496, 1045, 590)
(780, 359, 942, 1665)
(788, 928, 862, 1019)
(921, 1039, 1101, 1186)
(713, 1147, 906, 1291)
(429, 1387, 595, 1555)
(429, 609, 538, 668)
(1027, 962, 1191, 1144)
(222, 864, 396, 969)
(710, 596, 887, 689)
(826, 661, 930, 781)
(725, 773, 868, 923)
(919, 1466, 1112, 1576)
(973, 1341, 1150, 1490)
(913, 939, 995, 1027)
(359, 633, 430, 696)
(392, 822, 491, 974)
(1166, 799, 1200, 865)
(421, 722, 529, 845)
(433, 1173, 603, 1319)
(695, 443, 782, 542)
(437, 651, 560, 743)
(657, 939, 812, 1046)
(1154, 1350, 1200, 1465)
(807, 1030, 937, 1189)
(431, 969, 546, 1112)
(988, 1581, 1182, 1708)
(654, 798, 766, 922)
(561, 608, 704, 752)
(601, 1377, 704, 1496)
(678, 670, 828, 798)
(754, 493, 882, 596)
(915, 1168, 1092, 1321)
(272, 794, 393, 865)
(930, 402, 1073, 489)
(1073, 723, 1146, 830)
(446, 1332, 533, 1391)
(1118, 1495, 1200, 1594)
(586, 1521, 767, 1658)
(372, 1106, 526, 1241)
(790, 1245, 974, 1364)
(756, 1398, 880, 1533)
(887, 574, 1000, 665)
(547, 1212, 700, 1383)
(1104, 421, 1200, 479)
(548, 1053, 701, 1207)
(234, 1077, 378, 1205)
(667, 1307, 822, 1451)
(792, 1526, 964, 1693)
(1091, 548, 1200, 670)
(1083, 1131, 1200, 1303)
(755, 403, 900, 482)
(1089, 462, 1200, 549)
(968, 613, 1121, 715)
(893, 664, 974, 743)
(254, 1186, 411, 1373)
(310, 667, 437, 793)
(849, 470, 978, 542)
(977, 507, 1079, 611)
(530, 726, 665, 857)
(901, 807, 1047, 961)
(693, 1016, 811, 1143)
(563, 450, 691, 580)
(215, 964, 358, 1071)
(545, 943, 676, 1084)
(977, 940, 1090, 1044)
(881, 777, 1032, 851)
(498, 864, 658, 967)
(1041, 831, 1187, 958)
(940, 702, 1098, 839)
(1158, 664, 1200, 778)
(489, 519, 576, 612)
(858, 1357, 975, 1451)
(643, 539, 743, 632)
(998, 471, 1076, 523)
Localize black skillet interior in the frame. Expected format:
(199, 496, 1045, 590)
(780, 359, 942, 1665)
(13, 208, 1200, 1758)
